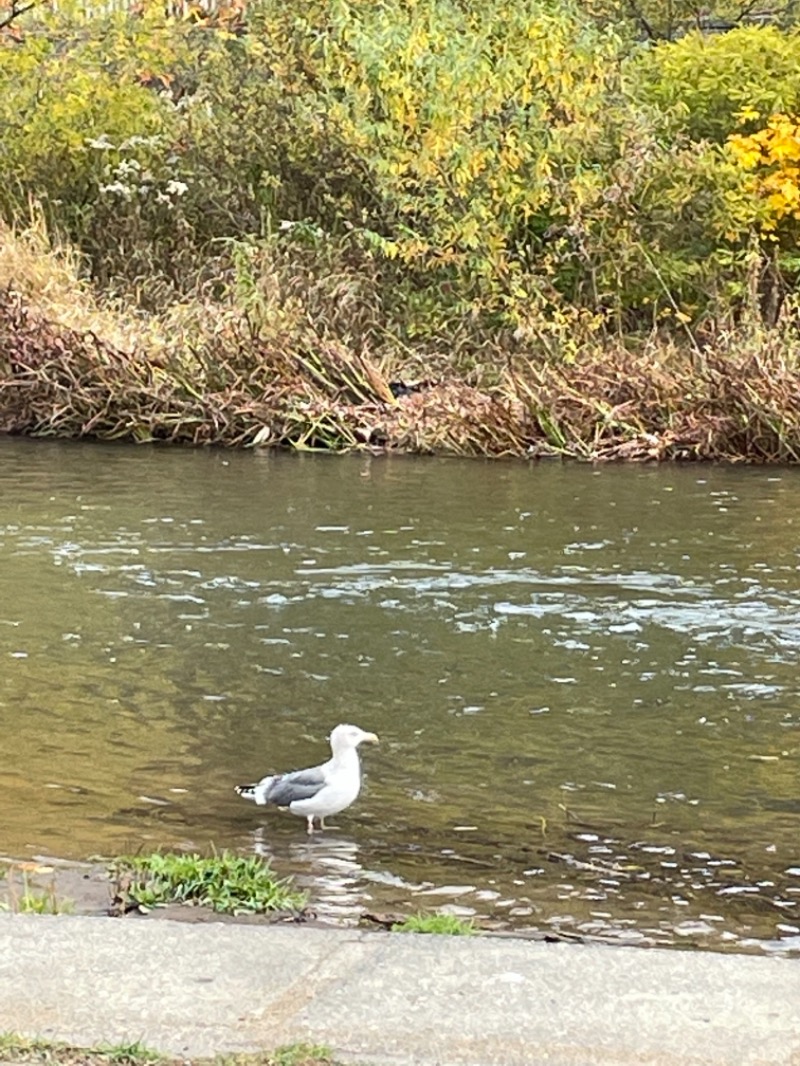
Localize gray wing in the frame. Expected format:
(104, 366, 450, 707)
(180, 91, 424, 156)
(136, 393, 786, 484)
(262, 766, 328, 807)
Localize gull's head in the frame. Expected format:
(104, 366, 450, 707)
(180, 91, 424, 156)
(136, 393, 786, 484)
(329, 723, 379, 755)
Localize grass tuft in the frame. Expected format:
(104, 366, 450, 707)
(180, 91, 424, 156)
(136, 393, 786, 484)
(219, 1048, 336, 1066)
(0, 1036, 163, 1066)
(270, 1048, 335, 1066)
(0, 1037, 337, 1066)
(391, 912, 476, 936)
(0, 864, 74, 915)
(109, 851, 306, 915)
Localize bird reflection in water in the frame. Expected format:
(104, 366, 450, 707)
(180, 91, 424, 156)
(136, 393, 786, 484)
(250, 826, 369, 924)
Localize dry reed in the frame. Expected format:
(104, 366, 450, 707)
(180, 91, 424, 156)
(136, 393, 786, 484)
(3, 219, 800, 462)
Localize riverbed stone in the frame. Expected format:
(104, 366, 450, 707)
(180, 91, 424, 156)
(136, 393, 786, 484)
(0, 914, 797, 1065)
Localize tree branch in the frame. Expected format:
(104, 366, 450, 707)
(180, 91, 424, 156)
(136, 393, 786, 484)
(0, 0, 38, 31)
(625, 0, 657, 39)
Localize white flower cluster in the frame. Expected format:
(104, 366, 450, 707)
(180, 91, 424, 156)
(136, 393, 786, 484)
(87, 133, 190, 207)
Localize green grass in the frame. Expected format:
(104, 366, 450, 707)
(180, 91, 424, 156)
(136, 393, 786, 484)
(391, 912, 476, 936)
(0, 866, 74, 916)
(0, 1037, 336, 1066)
(0, 1037, 162, 1065)
(109, 851, 306, 916)
(220, 1049, 336, 1066)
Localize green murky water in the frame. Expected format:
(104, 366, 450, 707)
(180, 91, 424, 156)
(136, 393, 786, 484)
(1, 440, 798, 952)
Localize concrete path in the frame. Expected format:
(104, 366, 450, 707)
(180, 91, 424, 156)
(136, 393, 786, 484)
(0, 915, 798, 1066)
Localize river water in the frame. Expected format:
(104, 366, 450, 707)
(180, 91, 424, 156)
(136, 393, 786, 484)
(0, 439, 798, 953)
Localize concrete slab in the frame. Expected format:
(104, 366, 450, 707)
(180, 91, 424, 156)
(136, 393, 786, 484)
(1, 915, 798, 1066)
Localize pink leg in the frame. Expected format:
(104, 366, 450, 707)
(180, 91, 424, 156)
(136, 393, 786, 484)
(306, 815, 315, 834)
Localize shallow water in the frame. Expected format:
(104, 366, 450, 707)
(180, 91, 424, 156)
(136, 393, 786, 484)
(1, 440, 798, 953)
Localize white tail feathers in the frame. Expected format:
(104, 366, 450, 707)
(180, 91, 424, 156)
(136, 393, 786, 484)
(235, 776, 277, 805)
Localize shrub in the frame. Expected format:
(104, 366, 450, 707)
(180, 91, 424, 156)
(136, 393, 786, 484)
(4, 0, 800, 336)
(632, 26, 800, 142)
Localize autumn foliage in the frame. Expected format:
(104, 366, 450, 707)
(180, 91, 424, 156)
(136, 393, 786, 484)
(728, 113, 800, 232)
(3, 0, 800, 459)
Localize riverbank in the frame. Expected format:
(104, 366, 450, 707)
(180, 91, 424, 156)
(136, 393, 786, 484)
(1, 914, 798, 1065)
(4, 3, 800, 462)
(0, 857, 657, 948)
(3, 220, 800, 463)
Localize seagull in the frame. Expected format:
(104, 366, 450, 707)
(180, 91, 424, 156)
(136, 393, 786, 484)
(234, 723, 379, 834)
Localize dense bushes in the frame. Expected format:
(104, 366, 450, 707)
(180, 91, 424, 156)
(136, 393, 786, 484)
(2, 0, 800, 332)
